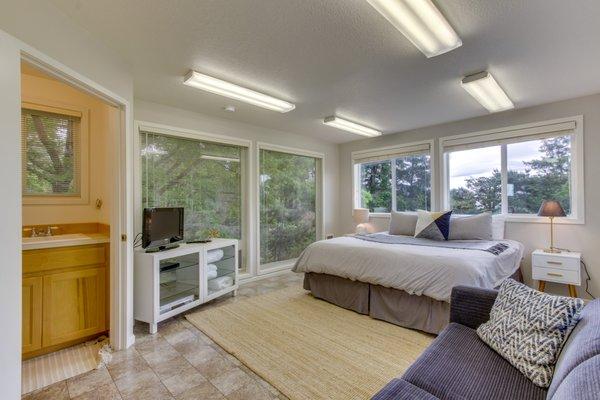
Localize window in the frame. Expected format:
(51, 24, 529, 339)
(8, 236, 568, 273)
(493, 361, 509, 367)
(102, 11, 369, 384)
(449, 146, 501, 214)
(507, 136, 571, 214)
(259, 148, 319, 266)
(22, 107, 81, 196)
(353, 143, 432, 213)
(443, 118, 582, 220)
(359, 160, 392, 212)
(140, 131, 247, 271)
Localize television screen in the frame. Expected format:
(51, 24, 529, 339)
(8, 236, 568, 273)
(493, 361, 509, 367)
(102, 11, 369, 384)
(142, 207, 184, 248)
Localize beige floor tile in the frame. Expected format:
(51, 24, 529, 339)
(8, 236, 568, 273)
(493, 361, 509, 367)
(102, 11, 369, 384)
(148, 355, 194, 380)
(70, 382, 122, 400)
(180, 344, 220, 367)
(107, 355, 149, 382)
(193, 354, 237, 380)
(113, 368, 161, 398)
(171, 335, 212, 355)
(67, 367, 114, 398)
(175, 381, 224, 400)
(161, 367, 207, 397)
(120, 381, 173, 400)
(225, 381, 274, 400)
(110, 347, 140, 366)
(210, 367, 255, 396)
(24, 381, 69, 400)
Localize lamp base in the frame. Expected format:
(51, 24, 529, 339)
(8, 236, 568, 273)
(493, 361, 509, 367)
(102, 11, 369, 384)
(355, 224, 368, 235)
(543, 247, 562, 254)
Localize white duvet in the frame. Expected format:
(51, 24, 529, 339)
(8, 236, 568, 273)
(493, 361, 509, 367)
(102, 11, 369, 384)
(292, 234, 524, 302)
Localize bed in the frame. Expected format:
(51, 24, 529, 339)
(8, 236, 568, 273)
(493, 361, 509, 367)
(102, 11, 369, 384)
(292, 233, 524, 334)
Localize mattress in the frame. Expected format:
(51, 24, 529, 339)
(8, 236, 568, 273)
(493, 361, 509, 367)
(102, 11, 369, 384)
(293, 234, 524, 302)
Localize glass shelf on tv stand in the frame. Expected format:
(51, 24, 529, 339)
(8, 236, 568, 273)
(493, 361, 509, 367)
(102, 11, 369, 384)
(158, 253, 199, 315)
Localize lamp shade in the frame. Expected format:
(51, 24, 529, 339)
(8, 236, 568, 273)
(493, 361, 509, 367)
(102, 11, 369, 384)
(538, 200, 566, 217)
(353, 208, 370, 224)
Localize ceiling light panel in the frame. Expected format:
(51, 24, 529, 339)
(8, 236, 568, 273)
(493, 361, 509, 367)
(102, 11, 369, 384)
(183, 71, 295, 113)
(461, 71, 514, 113)
(323, 116, 382, 137)
(366, 0, 462, 57)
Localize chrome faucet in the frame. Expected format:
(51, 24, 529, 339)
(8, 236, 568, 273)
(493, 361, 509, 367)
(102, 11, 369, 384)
(29, 226, 56, 237)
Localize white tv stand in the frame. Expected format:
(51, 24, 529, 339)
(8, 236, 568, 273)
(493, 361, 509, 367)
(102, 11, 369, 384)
(134, 238, 238, 334)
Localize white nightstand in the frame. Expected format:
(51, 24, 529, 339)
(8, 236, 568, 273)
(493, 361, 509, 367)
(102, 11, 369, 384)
(532, 249, 581, 297)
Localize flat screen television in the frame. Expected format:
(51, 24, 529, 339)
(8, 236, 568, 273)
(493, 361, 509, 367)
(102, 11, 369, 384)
(142, 207, 184, 249)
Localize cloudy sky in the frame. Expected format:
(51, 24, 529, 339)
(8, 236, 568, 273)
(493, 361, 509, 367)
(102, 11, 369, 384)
(449, 139, 544, 189)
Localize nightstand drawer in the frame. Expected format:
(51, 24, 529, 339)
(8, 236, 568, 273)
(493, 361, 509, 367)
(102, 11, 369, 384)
(532, 266, 581, 285)
(532, 253, 580, 271)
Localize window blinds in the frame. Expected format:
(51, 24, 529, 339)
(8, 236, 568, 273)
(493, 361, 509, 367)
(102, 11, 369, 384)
(352, 142, 430, 164)
(21, 108, 81, 195)
(441, 120, 576, 153)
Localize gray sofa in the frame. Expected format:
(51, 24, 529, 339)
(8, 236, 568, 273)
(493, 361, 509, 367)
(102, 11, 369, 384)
(372, 286, 600, 400)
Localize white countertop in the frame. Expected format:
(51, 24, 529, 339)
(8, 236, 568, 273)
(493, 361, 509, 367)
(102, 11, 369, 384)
(22, 233, 110, 250)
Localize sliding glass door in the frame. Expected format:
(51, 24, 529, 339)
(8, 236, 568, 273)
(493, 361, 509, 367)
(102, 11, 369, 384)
(258, 148, 320, 270)
(140, 131, 248, 272)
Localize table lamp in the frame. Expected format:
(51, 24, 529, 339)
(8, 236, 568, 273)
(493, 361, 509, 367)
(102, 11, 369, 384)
(538, 200, 566, 253)
(353, 208, 370, 235)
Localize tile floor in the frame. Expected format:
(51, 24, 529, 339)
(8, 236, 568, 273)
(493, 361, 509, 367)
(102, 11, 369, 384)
(23, 271, 304, 400)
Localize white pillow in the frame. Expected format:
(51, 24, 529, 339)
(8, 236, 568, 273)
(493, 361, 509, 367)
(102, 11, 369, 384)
(449, 212, 492, 240)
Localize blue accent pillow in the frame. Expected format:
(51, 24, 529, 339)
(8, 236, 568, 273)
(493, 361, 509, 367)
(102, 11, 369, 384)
(414, 210, 452, 241)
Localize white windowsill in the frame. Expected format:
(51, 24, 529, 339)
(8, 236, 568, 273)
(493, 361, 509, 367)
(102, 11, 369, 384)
(364, 212, 584, 225)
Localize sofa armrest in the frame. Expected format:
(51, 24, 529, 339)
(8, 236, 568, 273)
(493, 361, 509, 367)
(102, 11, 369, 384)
(450, 286, 498, 330)
(371, 379, 439, 400)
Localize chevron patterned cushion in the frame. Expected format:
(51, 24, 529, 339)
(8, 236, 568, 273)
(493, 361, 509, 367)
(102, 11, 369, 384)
(414, 210, 452, 241)
(477, 279, 584, 388)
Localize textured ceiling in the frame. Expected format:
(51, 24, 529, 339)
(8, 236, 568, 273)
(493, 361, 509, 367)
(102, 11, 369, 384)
(50, 0, 600, 143)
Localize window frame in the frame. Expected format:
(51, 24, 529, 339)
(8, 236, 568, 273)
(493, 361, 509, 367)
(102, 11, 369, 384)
(134, 121, 253, 276)
(351, 140, 435, 218)
(21, 99, 90, 205)
(256, 142, 324, 274)
(440, 116, 584, 224)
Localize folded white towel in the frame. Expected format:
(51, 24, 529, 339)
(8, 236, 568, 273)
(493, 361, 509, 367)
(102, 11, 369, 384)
(208, 276, 234, 291)
(207, 263, 217, 272)
(207, 269, 217, 279)
(207, 249, 224, 263)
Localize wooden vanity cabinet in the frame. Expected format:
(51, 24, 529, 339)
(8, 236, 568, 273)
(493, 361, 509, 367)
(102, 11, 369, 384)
(22, 276, 43, 354)
(22, 243, 109, 359)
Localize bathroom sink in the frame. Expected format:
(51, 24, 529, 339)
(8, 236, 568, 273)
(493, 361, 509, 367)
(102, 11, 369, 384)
(23, 233, 109, 250)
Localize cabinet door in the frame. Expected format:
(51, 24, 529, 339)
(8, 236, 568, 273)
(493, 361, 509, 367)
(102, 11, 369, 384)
(43, 267, 106, 347)
(22, 276, 43, 354)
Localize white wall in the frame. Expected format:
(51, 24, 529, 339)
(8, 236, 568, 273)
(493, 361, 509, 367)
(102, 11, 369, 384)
(134, 100, 341, 239)
(339, 93, 600, 299)
(0, 30, 24, 400)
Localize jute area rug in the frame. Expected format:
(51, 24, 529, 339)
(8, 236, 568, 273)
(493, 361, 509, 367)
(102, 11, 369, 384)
(186, 287, 433, 400)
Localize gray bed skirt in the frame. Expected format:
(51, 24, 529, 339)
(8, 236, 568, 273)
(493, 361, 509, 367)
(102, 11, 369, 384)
(303, 269, 522, 335)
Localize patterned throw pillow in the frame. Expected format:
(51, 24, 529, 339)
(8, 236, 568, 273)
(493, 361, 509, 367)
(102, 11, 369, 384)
(414, 210, 452, 241)
(477, 279, 584, 387)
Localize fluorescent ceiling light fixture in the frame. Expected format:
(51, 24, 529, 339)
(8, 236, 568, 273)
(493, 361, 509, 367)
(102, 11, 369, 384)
(366, 0, 462, 57)
(183, 70, 295, 113)
(461, 71, 514, 113)
(323, 116, 382, 137)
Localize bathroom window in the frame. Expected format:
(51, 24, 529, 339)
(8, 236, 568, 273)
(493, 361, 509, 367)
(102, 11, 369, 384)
(21, 103, 89, 204)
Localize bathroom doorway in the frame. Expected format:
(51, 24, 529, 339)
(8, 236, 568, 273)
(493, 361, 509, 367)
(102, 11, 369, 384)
(19, 59, 126, 394)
